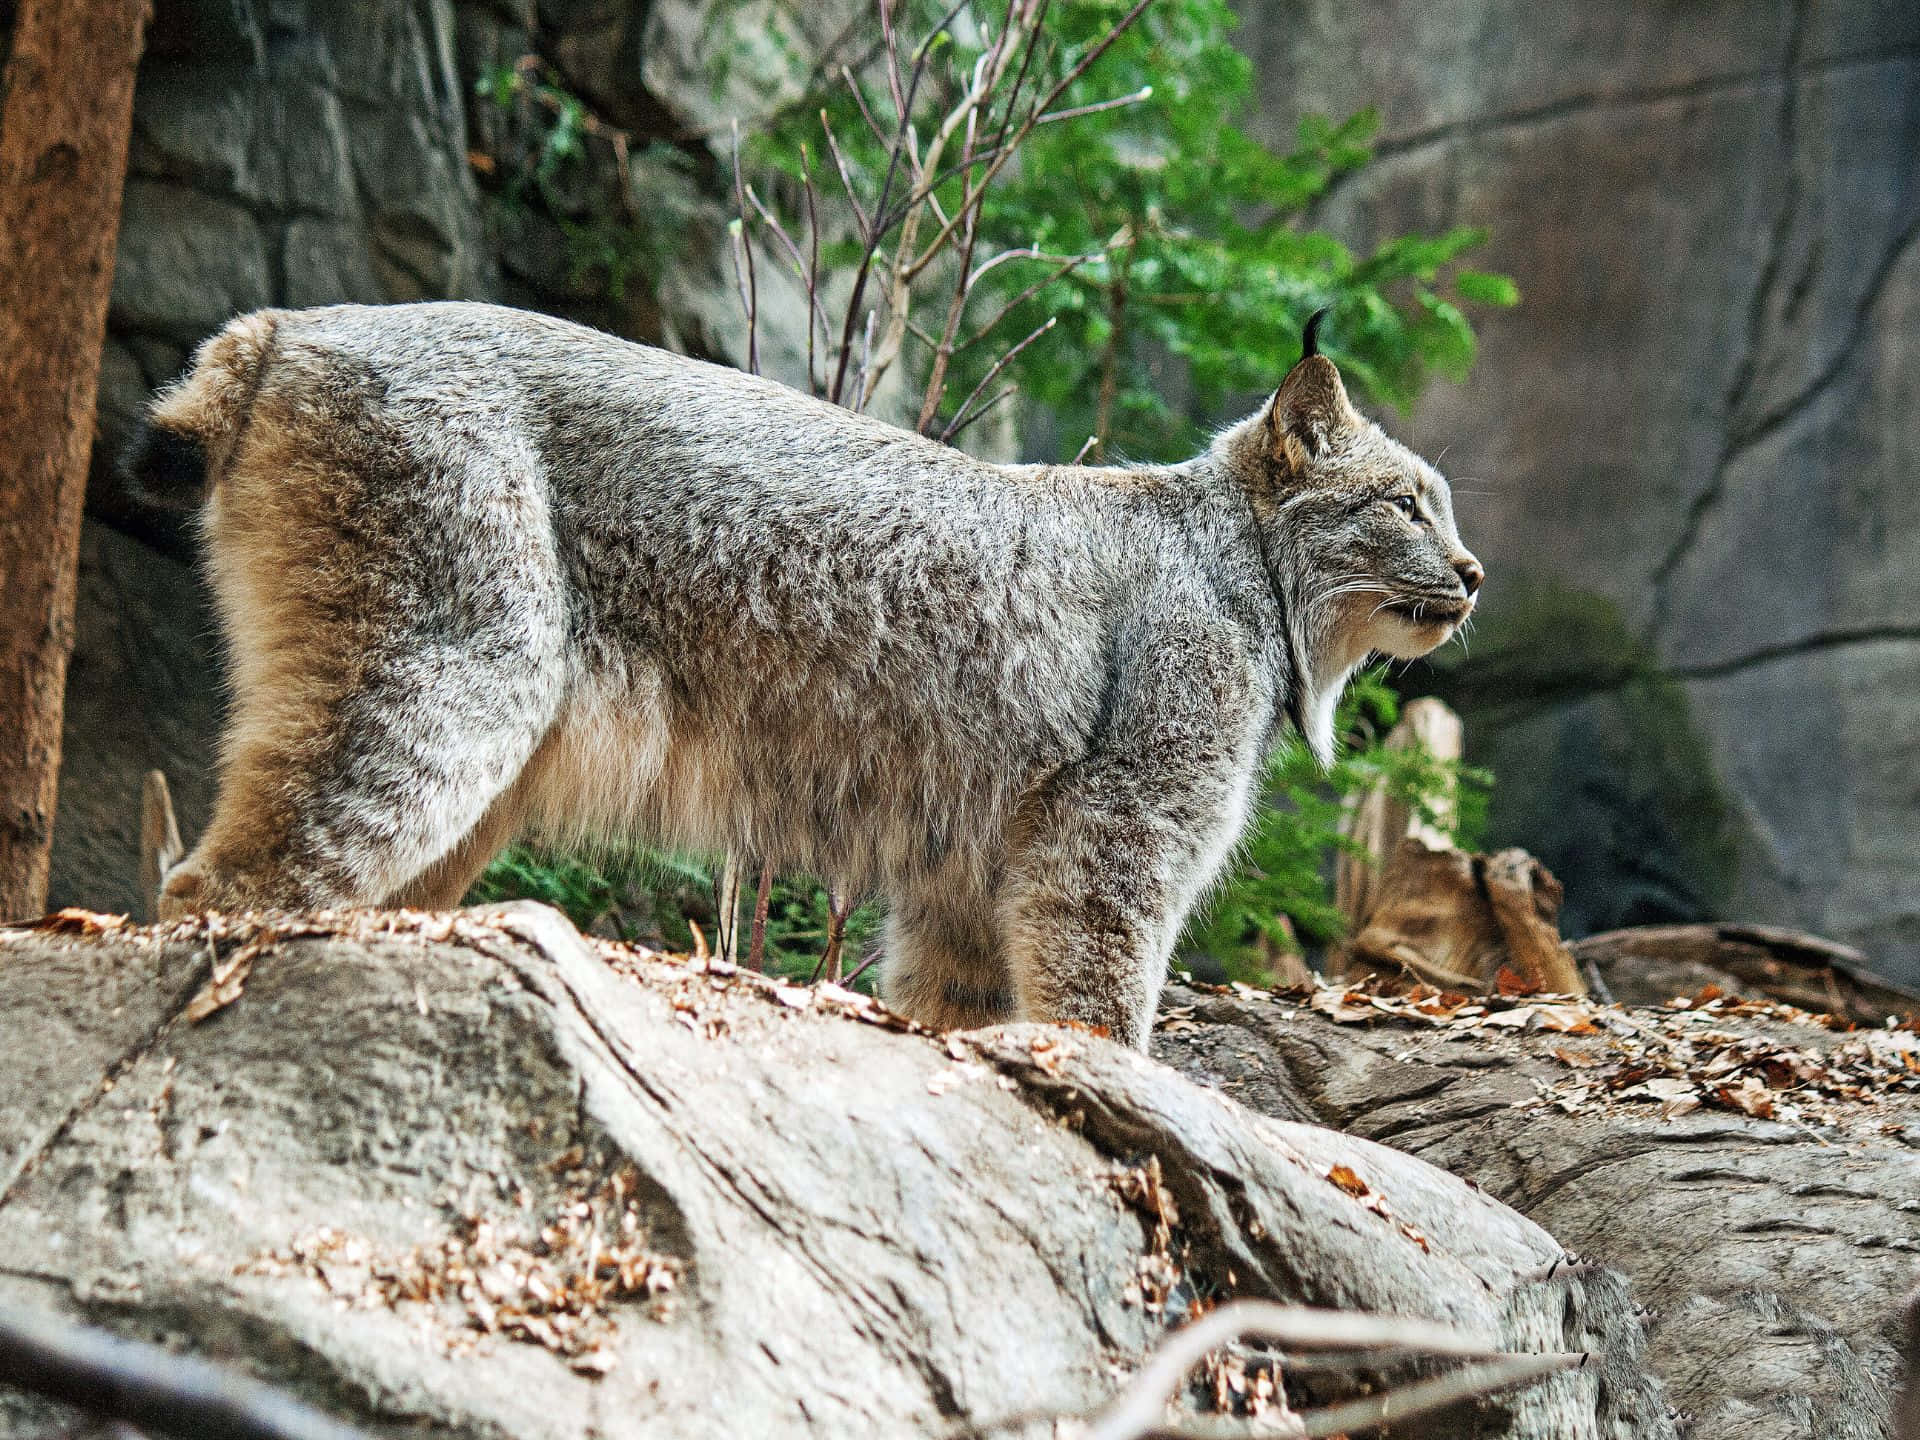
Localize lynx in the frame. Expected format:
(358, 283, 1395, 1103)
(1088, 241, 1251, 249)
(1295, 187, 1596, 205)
(127, 302, 1481, 1048)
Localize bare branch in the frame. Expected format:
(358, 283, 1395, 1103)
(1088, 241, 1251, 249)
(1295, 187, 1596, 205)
(1069, 1301, 1588, 1440)
(939, 382, 1016, 442)
(801, 144, 823, 395)
(967, 244, 1100, 291)
(1029, 0, 1157, 123)
(828, 0, 949, 404)
(818, 108, 872, 239)
(727, 222, 758, 377)
(1085, 1300, 1503, 1440)
(729, 120, 759, 376)
(1033, 83, 1153, 127)
(1072, 433, 1099, 464)
(1292, 1353, 1590, 1440)
(904, 0, 1157, 281)
(0, 1303, 374, 1440)
(742, 182, 836, 373)
(865, 0, 1048, 406)
(953, 253, 1090, 356)
(840, 64, 891, 147)
(747, 857, 775, 972)
(938, 314, 1054, 442)
(856, 306, 878, 412)
(914, 154, 987, 432)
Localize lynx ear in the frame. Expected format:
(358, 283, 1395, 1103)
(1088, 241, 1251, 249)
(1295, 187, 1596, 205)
(1268, 310, 1361, 471)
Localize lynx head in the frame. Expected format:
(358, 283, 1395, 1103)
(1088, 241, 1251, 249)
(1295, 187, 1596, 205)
(1225, 310, 1483, 762)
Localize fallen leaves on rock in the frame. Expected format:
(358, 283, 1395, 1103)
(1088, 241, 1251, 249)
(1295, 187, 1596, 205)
(1322, 1163, 1432, 1252)
(1179, 973, 1919, 1134)
(1111, 1155, 1185, 1314)
(242, 1164, 681, 1375)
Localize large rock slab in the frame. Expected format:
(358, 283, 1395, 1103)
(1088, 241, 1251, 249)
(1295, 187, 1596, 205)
(0, 906, 1670, 1438)
(1150, 977, 1920, 1439)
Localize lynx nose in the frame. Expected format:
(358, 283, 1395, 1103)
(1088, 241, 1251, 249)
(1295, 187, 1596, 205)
(1454, 557, 1485, 596)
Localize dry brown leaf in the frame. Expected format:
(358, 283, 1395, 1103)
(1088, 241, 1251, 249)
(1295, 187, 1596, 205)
(1533, 1005, 1600, 1035)
(1495, 966, 1541, 998)
(1325, 1164, 1372, 1198)
(29, 908, 130, 935)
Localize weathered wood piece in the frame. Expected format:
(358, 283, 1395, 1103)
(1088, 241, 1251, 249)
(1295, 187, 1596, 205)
(1332, 699, 1583, 997)
(1335, 696, 1465, 926)
(1338, 842, 1583, 995)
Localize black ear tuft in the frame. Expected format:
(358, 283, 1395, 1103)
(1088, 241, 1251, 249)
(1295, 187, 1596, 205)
(1301, 307, 1331, 361)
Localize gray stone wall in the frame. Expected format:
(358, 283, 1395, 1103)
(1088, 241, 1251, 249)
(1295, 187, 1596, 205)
(61, 0, 501, 915)
(37, 1, 1920, 988)
(1237, 0, 1920, 983)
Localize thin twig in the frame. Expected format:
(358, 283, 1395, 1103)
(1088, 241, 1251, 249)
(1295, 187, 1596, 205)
(840, 64, 892, 147)
(1032, 83, 1153, 126)
(953, 253, 1093, 355)
(1086, 1301, 1503, 1440)
(1292, 1352, 1589, 1439)
(1079, 1301, 1586, 1440)
(818, 107, 872, 239)
(1071, 433, 1099, 464)
(746, 857, 775, 972)
(729, 120, 759, 376)
(0, 1304, 374, 1440)
(801, 144, 823, 394)
(742, 183, 836, 369)
(940, 383, 1016, 442)
(938, 314, 1054, 442)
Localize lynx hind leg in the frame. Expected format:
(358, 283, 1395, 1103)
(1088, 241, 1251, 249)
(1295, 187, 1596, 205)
(161, 431, 568, 918)
(881, 874, 1016, 1032)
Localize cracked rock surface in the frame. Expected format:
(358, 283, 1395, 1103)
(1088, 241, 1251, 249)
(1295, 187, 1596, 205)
(1149, 979, 1920, 1440)
(0, 906, 1672, 1438)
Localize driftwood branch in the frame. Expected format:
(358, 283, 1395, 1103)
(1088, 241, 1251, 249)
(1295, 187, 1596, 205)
(0, 1304, 372, 1440)
(960, 1301, 1591, 1440)
(1084, 1301, 1502, 1440)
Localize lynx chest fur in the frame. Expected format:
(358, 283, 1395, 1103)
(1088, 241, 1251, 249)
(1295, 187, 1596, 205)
(130, 302, 1481, 1048)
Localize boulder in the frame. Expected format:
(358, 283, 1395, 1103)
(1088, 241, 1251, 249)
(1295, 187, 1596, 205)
(1151, 974, 1920, 1439)
(0, 905, 1673, 1438)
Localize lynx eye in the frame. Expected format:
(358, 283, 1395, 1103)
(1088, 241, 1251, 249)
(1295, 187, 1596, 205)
(1387, 494, 1422, 522)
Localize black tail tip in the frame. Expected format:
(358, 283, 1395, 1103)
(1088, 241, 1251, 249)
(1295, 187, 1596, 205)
(119, 421, 209, 512)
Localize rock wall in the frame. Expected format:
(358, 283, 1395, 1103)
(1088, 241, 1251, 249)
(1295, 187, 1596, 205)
(35, 2, 1920, 988)
(53, 0, 783, 916)
(1236, 0, 1920, 983)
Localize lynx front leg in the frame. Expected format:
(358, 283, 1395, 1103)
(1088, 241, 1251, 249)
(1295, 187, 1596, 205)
(1000, 625, 1260, 1049)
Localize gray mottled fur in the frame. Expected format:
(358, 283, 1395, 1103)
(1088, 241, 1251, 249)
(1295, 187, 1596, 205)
(138, 301, 1481, 1047)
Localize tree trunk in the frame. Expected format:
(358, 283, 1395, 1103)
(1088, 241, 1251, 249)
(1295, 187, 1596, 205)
(0, 0, 149, 919)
